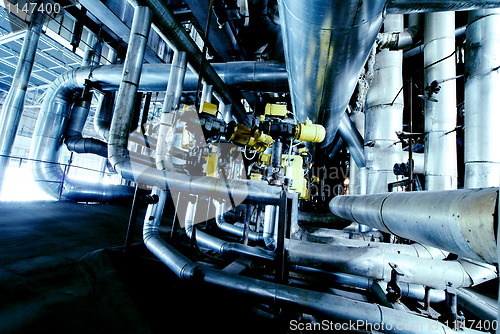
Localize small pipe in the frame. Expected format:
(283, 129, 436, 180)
(338, 111, 366, 168)
(156, 50, 187, 171)
(213, 200, 263, 242)
(184, 199, 274, 260)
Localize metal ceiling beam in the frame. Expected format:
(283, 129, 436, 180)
(183, 0, 243, 61)
(0, 29, 26, 46)
(136, 0, 250, 124)
(77, 0, 163, 63)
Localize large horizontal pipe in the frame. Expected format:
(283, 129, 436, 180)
(75, 62, 288, 93)
(290, 266, 447, 304)
(286, 239, 496, 290)
(329, 188, 499, 264)
(387, 1, 500, 14)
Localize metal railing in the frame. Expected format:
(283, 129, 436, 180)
(0, 153, 121, 201)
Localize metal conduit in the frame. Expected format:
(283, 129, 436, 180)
(464, 9, 500, 188)
(277, 0, 387, 150)
(108, 5, 152, 186)
(142, 193, 484, 334)
(64, 97, 108, 158)
(286, 239, 496, 290)
(0, 6, 45, 190)
(330, 187, 499, 264)
(290, 266, 447, 304)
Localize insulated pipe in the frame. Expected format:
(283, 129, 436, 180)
(213, 200, 263, 242)
(64, 97, 108, 158)
(330, 187, 500, 264)
(30, 62, 286, 202)
(338, 112, 366, 168)
(290, 266, 446, 304)
(107, 8, 283, 207)
(186, 199, 490, 290)
(0, 6, 44, 189)
(277, 0, 387, 150)
(108, 5, 152, 182)
(423, 12, 458, 190)
(183, 200, 274, 260)
(29, 71, 135, 202)
(364, 15, 404, 194)
(94, 48, 118, 141)
(260, 204, 493, 290)
(377, 14, 423, 51)
(134, 0, 249, 125)
(142, 202, 484, 334)
(286, 239, 497, 290)
(464, 10, 500, 189)
(64, 33, 108, 158)
(156, 51, 187, 171)
(387, 0, 500, 14)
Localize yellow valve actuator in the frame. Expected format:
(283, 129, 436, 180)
(295, 118, 326, 143)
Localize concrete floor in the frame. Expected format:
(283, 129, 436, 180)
(0, 200, 282, 334)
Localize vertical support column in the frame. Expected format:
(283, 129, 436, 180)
(0, 7, 45, 190)
(423, 12, 458, 190)
(464, 10, 500, 189)
(364, 14, 404, 194)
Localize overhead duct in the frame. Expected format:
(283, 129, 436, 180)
(277, 0, 387, 150)
(330, 187, 499, 264)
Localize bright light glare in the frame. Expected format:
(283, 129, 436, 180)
(0, 165, 55, 202)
